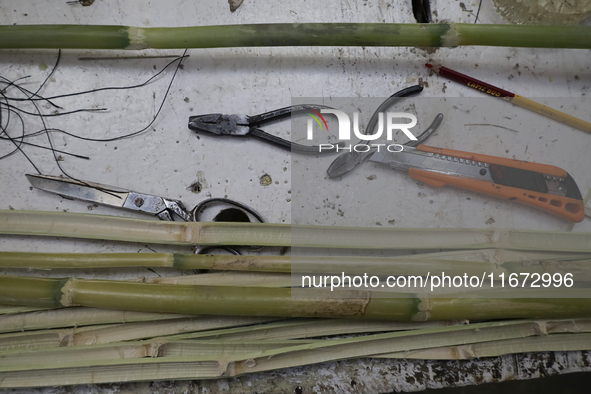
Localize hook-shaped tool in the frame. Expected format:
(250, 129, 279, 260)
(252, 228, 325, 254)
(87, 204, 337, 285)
(326, 85, 443, 178)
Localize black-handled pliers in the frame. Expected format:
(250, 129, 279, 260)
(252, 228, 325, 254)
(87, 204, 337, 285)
(188, 104, 339, 154)
(188, 86, 428, 154)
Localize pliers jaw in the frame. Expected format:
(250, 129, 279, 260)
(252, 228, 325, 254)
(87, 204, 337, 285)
(188, 114, 251, 136)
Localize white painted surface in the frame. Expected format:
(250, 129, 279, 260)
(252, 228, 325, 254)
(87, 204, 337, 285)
(0, 0, 590, 391)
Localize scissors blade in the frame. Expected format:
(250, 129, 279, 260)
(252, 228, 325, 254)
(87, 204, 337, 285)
(26, 174, 131, 207)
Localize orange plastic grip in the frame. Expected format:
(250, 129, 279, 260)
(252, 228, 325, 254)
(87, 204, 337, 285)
(416, 145, 567, 177)
(408, 168, 585, 222)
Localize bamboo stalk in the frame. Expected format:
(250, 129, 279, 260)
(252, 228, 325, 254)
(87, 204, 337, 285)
(0, 305, 50, 315)
(67, 316, 277, 346)
(0, 274, 589, 320)
(2, 250, 590, 276)
(225, 321, 580, 376)
(0, 315, 459, 353)
(1, 210, 591, 252)
(0, 316, 277, 352)
(0, 339, 305, 369)
(0, 320, 578, 387)
(0, 307, 190, 334)
(170, 318, 466, 341)
(0, 361, 225, 387)
(143, 272, 292, 288)
(0, 252, 175, 269)
(375, 333, 591, 360)
(0, 24, 590, 50)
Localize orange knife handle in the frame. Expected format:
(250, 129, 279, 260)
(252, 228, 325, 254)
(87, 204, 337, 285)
(408, 168, 585, 222)
(416, 145, 567, 177)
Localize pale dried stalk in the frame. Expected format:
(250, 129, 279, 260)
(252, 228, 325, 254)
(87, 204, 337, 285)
(376, 333, 591, 359)
(3, 250, 590, 277)
(0, 305, 50, 315)
(1, 210, 590, 252)
(0, 307, 189, 334)
(143, 272, 292, 288)
(0, 319, 586, 387)
(0, 315, 277, 351)
(170, 318, 467, 341)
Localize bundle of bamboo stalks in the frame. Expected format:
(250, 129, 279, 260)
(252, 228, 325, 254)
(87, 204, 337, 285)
(0, 210, 590, 387)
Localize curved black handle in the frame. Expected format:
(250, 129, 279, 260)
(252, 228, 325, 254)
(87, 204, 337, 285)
(249, 128, 342, 155)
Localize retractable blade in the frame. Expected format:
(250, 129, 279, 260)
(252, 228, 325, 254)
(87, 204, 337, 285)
(369, 145, 585, 222)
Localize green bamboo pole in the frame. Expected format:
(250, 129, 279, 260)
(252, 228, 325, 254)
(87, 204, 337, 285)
(1, 210, 591, 252)
(2, 250, 590, 277)
(0, 274, 589, 321)
(0, 24, 590, 50)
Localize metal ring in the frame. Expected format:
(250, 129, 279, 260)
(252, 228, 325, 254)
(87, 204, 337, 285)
(190, 198, 265, 223)
(194, 246, 241, 255)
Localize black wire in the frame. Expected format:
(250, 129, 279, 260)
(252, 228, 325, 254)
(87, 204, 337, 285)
(0, 49, 188, 185)
(4, 54, 188, 103)
(1, 52, 69, 175)
(474, 0, 483, 23)
(3, 102, 106, 117)
(31, 49, 61, 99)
(0, 91, 42, 173)
(45, 49, 188, 195)
(0, 76, 62, 108)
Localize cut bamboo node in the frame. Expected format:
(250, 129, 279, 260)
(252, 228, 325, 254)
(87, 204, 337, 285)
(547, 319, 581, 334)
(441, 23, 459, 47)
(126, 26, 148, 50)
(412, 297, 432, 321)
(59, 279, 77, 307)
(303, 290, 371, 317)
(457, 345, 477, 359)
(58, 331, 73, 347)
(145, 342, 161, 358)
(488, 229, 503, 245)
(180, 224, 196, 244)
(220, 360, 234, 377)
(533, 321, 548, 336)
(244, 359, 257, 368)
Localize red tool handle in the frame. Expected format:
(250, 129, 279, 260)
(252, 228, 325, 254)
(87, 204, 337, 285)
(409, 145, 585, 223)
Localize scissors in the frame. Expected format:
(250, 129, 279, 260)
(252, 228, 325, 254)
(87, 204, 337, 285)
(25, 174, 264, 225)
